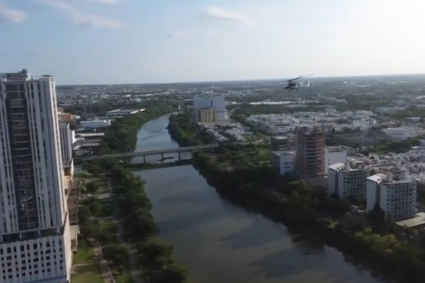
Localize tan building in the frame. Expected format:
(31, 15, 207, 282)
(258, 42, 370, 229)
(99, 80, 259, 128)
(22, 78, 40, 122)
(197, 108, 216, 123)
(58, 112, 73, 123)
(294, 128, 326, 179)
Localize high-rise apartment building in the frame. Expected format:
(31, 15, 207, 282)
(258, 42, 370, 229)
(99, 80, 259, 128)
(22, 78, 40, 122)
(367, 173, 416, 221)
(294, 128, 325, 179)
(0, 70, 72, 283)
(328, 162, 367, 200)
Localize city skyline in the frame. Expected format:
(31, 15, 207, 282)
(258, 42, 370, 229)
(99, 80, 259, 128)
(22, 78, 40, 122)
(1, 0, 425, 85)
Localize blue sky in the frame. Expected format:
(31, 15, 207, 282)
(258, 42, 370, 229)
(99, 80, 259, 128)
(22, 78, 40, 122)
(1, 0, 425, 85)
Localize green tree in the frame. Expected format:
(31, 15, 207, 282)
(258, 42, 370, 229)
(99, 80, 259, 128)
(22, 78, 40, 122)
(96, 230, 114, 245)
(83, 197, 102, 217)
(78, 206, 91, 224)
(102, 244, 129, 269)
(80, 219, 100, 238)
(157, 263, 188, 283)
(135, 239, 173, 261)
(86, 181, 99, 194)
(124, 209, 158, 240)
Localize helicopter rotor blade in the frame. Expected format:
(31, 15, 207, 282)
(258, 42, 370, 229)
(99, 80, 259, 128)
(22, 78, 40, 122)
(287, 76, 302, 82)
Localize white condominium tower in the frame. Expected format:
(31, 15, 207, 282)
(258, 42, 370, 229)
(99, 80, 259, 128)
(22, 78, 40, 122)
(367, 173, 416, 221)
(0, 70, 72, 283)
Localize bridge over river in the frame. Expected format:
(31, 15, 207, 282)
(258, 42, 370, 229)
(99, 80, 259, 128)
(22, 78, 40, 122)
(79, 144, 219, 162)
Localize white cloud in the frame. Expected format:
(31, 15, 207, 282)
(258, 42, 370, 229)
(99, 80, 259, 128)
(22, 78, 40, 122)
(203, 7, 255, 24)
(80, 0, 121, 4)
(37, 0, 123, 28)
(0, 3, 26, 24)
(167, 32, 182, 39)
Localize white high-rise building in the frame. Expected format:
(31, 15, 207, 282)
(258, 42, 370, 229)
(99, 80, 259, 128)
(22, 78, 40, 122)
(367, 173, 416, 221)
(59, 123, 73, 167)
(0, 70, 72, 283)
(324, 147, 347, 173)
(192, 96, 227, 122)
(327, 162, 367, 200)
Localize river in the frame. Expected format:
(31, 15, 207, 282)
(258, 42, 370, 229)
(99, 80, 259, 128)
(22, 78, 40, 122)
(132, 114, 385, 283)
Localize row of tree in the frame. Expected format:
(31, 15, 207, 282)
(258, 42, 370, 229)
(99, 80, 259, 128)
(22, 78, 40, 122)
(191, 150, 425, 282)
(64, 100, 178, 120)
(167, 112, 214, 146)
(369, 138, 420, 154)
(84, 111, 188, 283)
(108, 164, 188, 283)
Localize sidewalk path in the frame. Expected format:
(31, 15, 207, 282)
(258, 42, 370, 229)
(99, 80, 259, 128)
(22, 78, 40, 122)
(90, 238, 116, 283)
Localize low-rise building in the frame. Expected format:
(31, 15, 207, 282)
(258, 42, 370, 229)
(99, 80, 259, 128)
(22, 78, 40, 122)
(59, 123, 74, 167)
(270, 136, 295, 151)
(383, 126, 425, 141)
(79, 119, 111, 129)
(106, 108, 145, 118)
(197, 108, 216, 123)
(271, 151, 295, 175)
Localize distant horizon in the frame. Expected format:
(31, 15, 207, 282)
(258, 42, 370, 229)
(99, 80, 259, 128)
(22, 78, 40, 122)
(55, 72, 425, 87)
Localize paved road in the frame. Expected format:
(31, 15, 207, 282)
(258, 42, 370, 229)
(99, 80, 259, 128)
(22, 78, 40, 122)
(108, 179, 145, 283)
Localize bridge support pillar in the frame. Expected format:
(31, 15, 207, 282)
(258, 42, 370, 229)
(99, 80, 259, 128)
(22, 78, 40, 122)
(178, 151, 181, 160)
(143, 155, 146, 163)
(161, 153, 164, 163)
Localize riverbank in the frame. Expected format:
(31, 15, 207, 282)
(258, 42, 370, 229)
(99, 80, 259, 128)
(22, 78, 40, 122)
(166, 112, 425, 282)
(190, 151, 425, 283)
(167, 112, 214, 146)
(83, 112, 189, 283)
(118, 114, 404, 283)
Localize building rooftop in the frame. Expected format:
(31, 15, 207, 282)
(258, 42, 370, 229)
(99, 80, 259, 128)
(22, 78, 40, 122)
(326, 146, 345, 153)
(368, 173, 414, 185)
(76, 133, 105, 137)
(80, 119, 110, 123)
(271, 150, 295, 156)
(106, 108, 145, 115)
(329, 163, 345, 171)
(395, 212, 425, 228)
(329, 162, 363, 172)
(385, 126, 424, 133)
(367, 173, 387, 183)
(271, 136, 293, 140)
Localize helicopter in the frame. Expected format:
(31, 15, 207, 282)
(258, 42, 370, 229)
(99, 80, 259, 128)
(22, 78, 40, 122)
(283, 75, 312, 92)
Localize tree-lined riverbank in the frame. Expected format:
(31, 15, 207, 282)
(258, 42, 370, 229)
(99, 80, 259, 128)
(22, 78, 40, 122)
(82, 110, 189, 283)
(166, 112, 425, 283)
